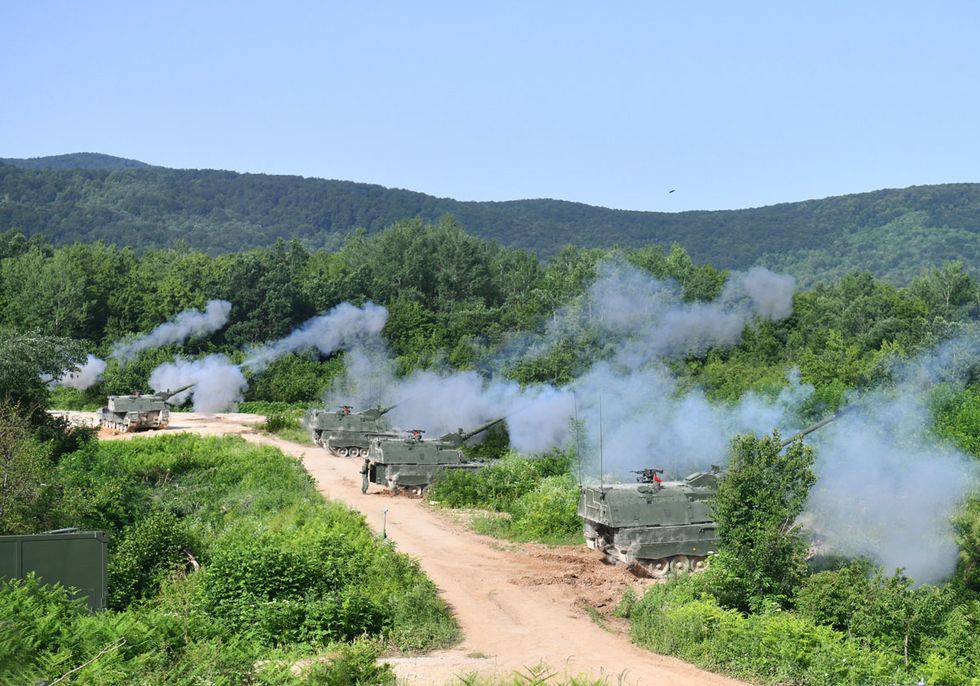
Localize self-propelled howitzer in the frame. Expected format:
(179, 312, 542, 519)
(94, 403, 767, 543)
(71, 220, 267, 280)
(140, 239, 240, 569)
(360, 418, 505, 494)
(303, 404, 399, 457)
(578, 410, 846, 577)
(98, 383, 195, 433)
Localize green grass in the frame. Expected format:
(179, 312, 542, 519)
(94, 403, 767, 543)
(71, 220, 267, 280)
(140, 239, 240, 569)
(1, 433, 458, 685)
(257, 410, 315, 445)
(429, 452, 584, 545)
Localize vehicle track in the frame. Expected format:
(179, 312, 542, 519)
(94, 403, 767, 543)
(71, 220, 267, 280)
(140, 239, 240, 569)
(78, 412, 746, 686)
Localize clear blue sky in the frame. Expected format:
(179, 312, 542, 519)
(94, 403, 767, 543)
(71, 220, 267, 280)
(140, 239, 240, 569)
(3, 1, 979, 211)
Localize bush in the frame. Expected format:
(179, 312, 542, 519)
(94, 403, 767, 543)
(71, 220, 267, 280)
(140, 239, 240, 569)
(509, 474, 582, 543)
(108, 511, 194, 609)
(629, 580, 908, 686)
(300, 640, 395, 686)
(429, 450, 572, 512)
(710, 432, 815, 611)
(263, 411, 296, 433)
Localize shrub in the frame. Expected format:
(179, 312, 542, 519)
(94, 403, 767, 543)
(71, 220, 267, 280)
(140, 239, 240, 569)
(629, 581, 907, 686)
(710, 432, 815, 611)
(108, 510, 193, 609)
(300, 640, 395, 686)
(509, 474, 582, 543)
(263, 411, 296, 433)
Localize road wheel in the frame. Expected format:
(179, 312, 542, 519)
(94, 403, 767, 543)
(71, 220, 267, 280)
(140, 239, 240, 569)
(339, 447, 349, 457)
(645, 559, 669, 578)
(359, 448, 369, 457)
(669, 555, 691, 574)
(690, 556, 709, 572)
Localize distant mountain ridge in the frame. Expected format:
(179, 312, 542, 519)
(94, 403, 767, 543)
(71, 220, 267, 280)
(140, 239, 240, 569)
(0, 153, 977, 283)
(0, 152, 152, 171)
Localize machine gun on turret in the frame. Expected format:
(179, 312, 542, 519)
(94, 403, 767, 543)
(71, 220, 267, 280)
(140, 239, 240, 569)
(632, 467, 665, 486)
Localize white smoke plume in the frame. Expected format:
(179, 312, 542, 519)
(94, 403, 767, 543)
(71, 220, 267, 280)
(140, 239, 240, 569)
(325, 262, 799, 457)
(55, 354, 107, 390)
(149, 354, 247, 414)
(324, 343, 575, 453)
(805, 334, 980, 583)
(242, 302, 387, 373)
(112, 300, 232, 360)
(571, 364, 813, 479)
(513, 259, 796, 368)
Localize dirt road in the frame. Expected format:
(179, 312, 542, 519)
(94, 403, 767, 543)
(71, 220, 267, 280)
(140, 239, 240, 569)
(76, 412, 744, 686)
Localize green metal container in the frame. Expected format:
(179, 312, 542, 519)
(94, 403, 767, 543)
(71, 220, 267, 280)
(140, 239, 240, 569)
(0, 530, 109, 610)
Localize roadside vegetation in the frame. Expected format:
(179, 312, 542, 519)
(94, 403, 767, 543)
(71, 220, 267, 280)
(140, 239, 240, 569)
(0, 394, 457, 683)
(429, 450, 583, 545)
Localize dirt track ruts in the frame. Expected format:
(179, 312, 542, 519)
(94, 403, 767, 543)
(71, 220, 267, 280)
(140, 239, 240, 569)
(79, 411, 746, 686)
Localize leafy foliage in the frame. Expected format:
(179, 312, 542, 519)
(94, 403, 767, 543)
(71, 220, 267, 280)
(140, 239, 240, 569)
(0, 434, 457, 684)
(708, 433, 816, 611)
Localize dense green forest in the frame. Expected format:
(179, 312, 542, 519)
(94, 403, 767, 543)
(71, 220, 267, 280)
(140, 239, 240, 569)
(1, 218, 979, 684)
(2, 153, 977, 282)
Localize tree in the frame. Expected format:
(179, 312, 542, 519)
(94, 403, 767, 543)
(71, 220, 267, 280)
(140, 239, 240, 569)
(0, 330, 85, 417)
(708, 432, 816, 611)
(0, 404, 52, 534)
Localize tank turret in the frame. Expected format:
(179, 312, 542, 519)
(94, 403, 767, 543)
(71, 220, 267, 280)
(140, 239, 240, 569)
(361, 418, 506, 494)
(154, 383, 196, 403)
(303, 404, 400, 457)
(437, 417, 505, 446)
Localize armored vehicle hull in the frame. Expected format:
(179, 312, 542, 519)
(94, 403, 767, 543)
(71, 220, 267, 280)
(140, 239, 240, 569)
(98, 384, 194, 433)
(361, 418, 505, 494)
(578, 469, 721, 577)
(98, 404, 171, 433)
(303, 406, 397, 457)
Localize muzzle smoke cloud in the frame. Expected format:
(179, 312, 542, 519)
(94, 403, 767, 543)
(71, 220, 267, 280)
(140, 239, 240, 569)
(54, 300, 234, 390)
(112, 300, 232, 360)
(149, 354, 247, 414)
(326, 260, 798, 457)
(806, 334, 980, 583)
(242, 302, 387, 372)
(143, 301, 388, 413)
(54, 354, 108, 390)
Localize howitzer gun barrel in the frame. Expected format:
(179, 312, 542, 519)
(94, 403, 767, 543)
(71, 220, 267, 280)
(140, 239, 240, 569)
(459, 417, 505, 442)
(779, 406, 851, 448)
(440, 417, 505, 444)
(159, 383, 196, 402)
(377, 404, 398, 417)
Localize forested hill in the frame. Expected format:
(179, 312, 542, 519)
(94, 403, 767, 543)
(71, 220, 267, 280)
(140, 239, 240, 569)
(1, 154, 978, 282)
(0, 152, 152, 171)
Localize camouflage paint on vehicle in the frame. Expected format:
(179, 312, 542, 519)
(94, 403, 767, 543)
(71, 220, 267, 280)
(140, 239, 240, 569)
(97, 384, 195, 433)
(302, 404, 398, 457)
(361, 418, 505, 494)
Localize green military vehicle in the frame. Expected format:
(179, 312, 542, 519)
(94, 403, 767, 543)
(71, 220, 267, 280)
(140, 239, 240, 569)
(579, 411, 844, 577)
(98, 384, 195, 433)
(303, 404, 398, 457)
(361, 418, 505, 494)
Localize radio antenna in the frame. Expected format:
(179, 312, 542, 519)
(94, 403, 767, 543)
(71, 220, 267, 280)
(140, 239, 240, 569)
(599, 394, 605, 491)
(573, 393, 582, 488)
